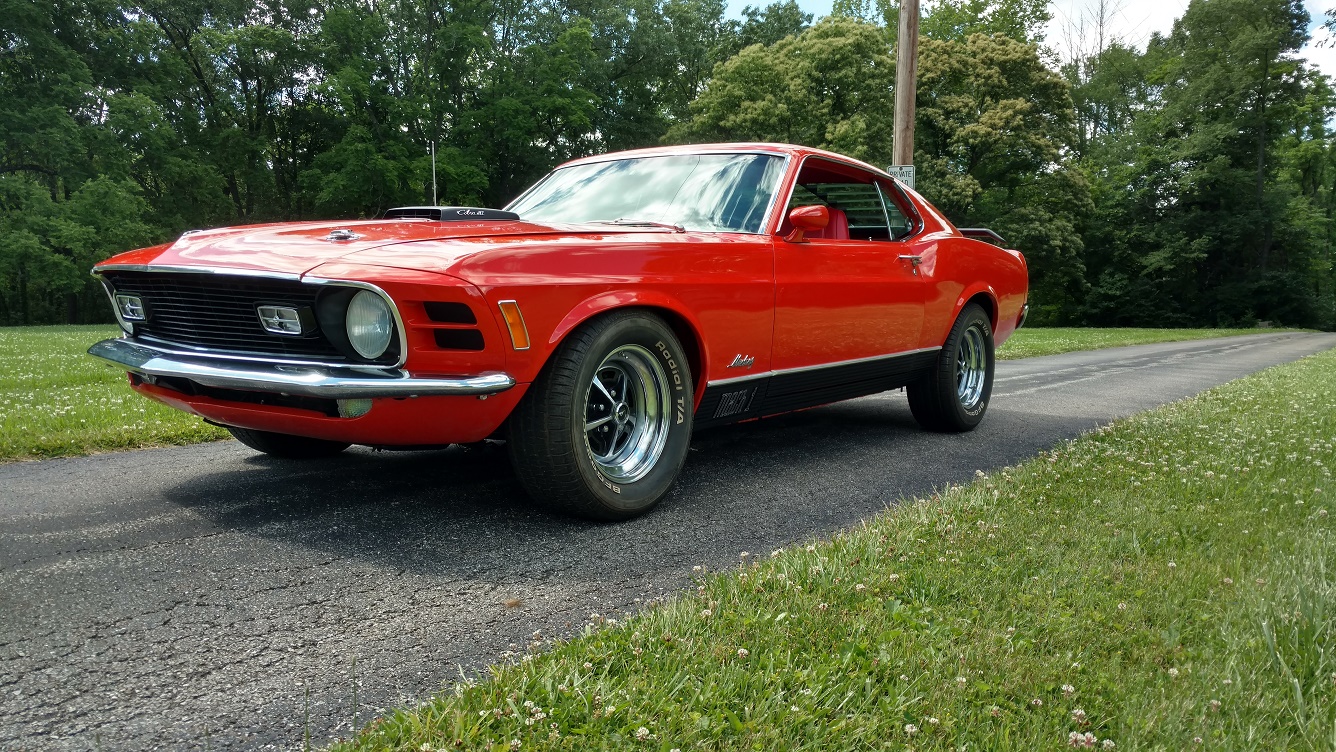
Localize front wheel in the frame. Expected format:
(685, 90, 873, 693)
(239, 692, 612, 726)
(907, 303, 994, 432)
(508, 310, 694, 520)
(226, 426, 350, 459)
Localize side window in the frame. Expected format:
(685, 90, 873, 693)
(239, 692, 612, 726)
(878, 181, 914, 240)
(780, 159, 915, 241)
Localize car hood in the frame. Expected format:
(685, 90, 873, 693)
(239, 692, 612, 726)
(107, 218, 660, 277)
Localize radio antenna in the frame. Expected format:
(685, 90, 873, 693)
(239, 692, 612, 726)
(430, 141, 438, 206)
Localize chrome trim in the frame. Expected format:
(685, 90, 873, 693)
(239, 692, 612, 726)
(132, 336, 367, 368)
(706, 346, 943, 387)
(1018, 302, 1029, 329)
(98, 276, 132, 334)
(94, 264, 303, 281)
(89, 339, 515, 399)
(93, 266, 411, 370)
(707, 371, 771, 387)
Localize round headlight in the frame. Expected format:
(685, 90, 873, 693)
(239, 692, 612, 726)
(345, 290, 394, 359)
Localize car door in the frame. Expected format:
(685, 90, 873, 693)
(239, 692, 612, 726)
(772, 158, 926, 379)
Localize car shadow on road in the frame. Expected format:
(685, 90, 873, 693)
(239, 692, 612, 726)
(157, 395, 940, 578)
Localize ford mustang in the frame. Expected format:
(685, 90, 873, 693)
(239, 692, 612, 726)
(89, 143, 1028, 519)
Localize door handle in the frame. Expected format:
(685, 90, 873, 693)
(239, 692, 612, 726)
(898, 255, 922, 275)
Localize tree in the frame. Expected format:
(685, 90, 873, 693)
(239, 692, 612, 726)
(737, 1, 812, 49)
(915, 33, 1091, 322)
(668, 17, 897, 166)
(1079, 0, 1333, 327)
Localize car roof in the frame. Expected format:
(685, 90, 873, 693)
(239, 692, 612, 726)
(556, 142, 894, 181)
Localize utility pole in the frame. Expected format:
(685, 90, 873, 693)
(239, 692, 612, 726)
(430, 141, 438, 206)
(893, 0, 920, 168)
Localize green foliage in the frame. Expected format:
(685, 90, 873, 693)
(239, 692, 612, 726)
(1072, 0, 1335, 328)
(736, 1, 812, 49)
(669, 17, 897, 165)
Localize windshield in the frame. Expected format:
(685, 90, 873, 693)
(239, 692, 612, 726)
(507, 153, 786, 234)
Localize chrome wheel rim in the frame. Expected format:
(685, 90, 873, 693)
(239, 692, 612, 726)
(583, 344, 672, 484)
(956, 325, 987, 410)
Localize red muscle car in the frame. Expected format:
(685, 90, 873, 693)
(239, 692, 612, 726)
(90, 143, 1028, 519)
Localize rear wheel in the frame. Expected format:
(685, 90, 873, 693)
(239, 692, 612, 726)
(508, 310, 694, 520)
(908, 303, 994, 432)
(226, 426, 350, 459)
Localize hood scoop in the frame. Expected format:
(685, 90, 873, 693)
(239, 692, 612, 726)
(384, 206, 520, 221)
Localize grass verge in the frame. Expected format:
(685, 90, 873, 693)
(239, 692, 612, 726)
(0, 324, 1295, 462)
(332, 348, 1336, 751)
(0, 326, 226, 461)
(996, 327, 1284, 360)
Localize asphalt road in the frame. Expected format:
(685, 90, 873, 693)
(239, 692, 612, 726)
(3, 332, 1334, 751)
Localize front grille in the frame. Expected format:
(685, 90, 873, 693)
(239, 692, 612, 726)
(103, 271, 347, 361)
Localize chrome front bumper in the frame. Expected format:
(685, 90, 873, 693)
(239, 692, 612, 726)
(89, 338, 516, 399)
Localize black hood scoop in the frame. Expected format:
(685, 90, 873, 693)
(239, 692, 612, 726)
(383, 206, 520, 221)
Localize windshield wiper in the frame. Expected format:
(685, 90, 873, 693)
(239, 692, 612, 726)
(590, 218, 685, 232)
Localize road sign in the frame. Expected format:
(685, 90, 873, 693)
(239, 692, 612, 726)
(886, 165, 915, 190)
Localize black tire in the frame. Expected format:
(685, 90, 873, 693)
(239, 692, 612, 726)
(226, 426, 351, 459)
(907, 303, 994, 432)
(508, 310, 694, 520)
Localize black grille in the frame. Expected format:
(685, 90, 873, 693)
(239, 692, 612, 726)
(103, 271, 348, 361)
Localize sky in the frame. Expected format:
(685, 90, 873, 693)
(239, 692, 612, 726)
(723, 0, 1336, 78)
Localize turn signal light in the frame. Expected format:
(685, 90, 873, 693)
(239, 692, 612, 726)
(497, 300, 530, 351)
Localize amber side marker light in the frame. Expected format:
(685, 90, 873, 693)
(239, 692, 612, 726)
(497, 300, 531, 351)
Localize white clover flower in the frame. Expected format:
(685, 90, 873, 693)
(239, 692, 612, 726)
(583, 661, 593, 669)
(1101, 740, 1116, 750)
(700, 608, 712, 617)
(928, 717, 939, 725)
(635, 727, 651, 741)
(1062, 684, 1075, 698)
(1071, 708, 1087, 723)
(1168, 668, 1180, 678)
(888, 573, 900, 582)
(956, 676, 967, 687)
(509, 741, 521, 751)
(1031, 698, 1043, 707)
(737, 648, 750, 658)
(855, 583, 866, 592)
(904, 723, 919, 736)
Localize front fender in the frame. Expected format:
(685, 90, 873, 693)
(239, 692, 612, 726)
(548, 290, 711, 403)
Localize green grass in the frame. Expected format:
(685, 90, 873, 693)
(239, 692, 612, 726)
(331, 347, 1336, 751)
(0, 325, 227, 461)
(997, 327, 1285, 360)
(0, 324, 1294, 463)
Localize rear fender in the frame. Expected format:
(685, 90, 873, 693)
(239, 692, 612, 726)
(950, 284, 999, 332)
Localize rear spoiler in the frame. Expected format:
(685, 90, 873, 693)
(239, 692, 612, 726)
(959, 227, 1005, 246)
